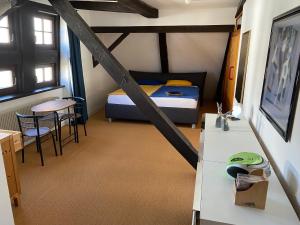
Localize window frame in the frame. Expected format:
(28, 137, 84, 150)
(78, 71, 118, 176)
(35, 64, 56, 88)
(0, 67, 17, 95)
(0, 15, 13, 47)
(0, 1, 61, 99)
(33, 13, 56, 48)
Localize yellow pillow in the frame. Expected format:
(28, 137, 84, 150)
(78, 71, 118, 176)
(166, 80, 192, 86)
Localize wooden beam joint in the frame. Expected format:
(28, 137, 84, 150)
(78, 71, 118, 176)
(93, 33, 130, 68)
(118, 0, 158, 18)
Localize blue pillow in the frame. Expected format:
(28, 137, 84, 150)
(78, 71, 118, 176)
(137, 79, 165, 85)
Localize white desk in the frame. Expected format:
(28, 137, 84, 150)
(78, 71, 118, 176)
(192, 113, 299, 225)
(204, 114, 252, 132)
(203, 130, 266, 163)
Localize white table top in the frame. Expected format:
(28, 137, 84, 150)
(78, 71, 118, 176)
(203, 129, 266, 163)
(199, 161, 299, 225)
(31, 99, 76, 113)
(204, 113, 252, 132)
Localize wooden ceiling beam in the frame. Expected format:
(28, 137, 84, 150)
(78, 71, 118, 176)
(91, 25, 235, 33)
(118, 0, 158, 18)
(69, 0, 158, 18)
(69, 1, 135, 14)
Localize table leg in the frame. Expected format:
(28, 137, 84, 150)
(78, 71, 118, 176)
(55, 112, 63, 155)
(74, 106, 79, 143)
(54, 116, 58, 141)
(32, 112, 39, 153)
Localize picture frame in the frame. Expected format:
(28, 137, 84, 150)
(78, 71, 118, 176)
(260, 6, 300, 142)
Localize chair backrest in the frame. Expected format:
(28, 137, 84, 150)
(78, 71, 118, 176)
(16, 113, 43, 137)
(63, 97, 87, 115)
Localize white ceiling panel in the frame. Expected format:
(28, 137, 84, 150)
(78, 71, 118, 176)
(142, 0, 240, 9)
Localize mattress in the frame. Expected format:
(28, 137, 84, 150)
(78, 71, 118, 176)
(107, 85, 199, 109)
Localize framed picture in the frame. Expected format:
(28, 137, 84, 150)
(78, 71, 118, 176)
(260, 6, 300, 142)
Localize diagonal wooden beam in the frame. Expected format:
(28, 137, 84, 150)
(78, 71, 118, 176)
(0, 1, 12, 19)
(108, 33, 130, 52)
(216, 32, 232, 102)
(235, 0, 246, 18)
(118, 0, 158, 18)
(93, 33, 130, 68)
(69, 1, 135, 14)
(49, 0, 198, 169)
(0, 0, 26, 19)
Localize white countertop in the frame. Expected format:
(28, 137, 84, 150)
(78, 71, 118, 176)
(192, 113, 299, 225)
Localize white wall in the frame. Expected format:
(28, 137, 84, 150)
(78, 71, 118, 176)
(0, 88, 65, 112)
(0, 146, 15, 225)
(78, 6, 236, 110)
(78, 12, 117, 116)
(241, 0, 300, 215)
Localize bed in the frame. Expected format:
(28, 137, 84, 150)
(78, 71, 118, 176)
(105, 71, 207, 127)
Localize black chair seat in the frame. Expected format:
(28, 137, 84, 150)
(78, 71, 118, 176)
(24, 127, 51, 137)
(16, 113, 57, 166)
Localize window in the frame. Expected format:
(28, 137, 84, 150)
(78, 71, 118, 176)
(0, 16, 10, 44)
(35, 66, 53, 83)
(34, 17, 53, 45)
(0, 1, 60, 99)
(0, 70, 14, 89)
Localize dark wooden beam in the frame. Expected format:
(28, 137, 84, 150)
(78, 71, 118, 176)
(235, 0, 246, 18)
(216, 32, 232, 102)
(118, 0, 158, 18)
(0, 0, 27, 19)
(93, 33, 130, 68)
(49, 0, 198, 169)
(91, 25, 235, 33)
(69, 0, 158, 18)
(158, 33, 169, 73)
(69, 1, 135, 14)
(108, 33, 130, 52)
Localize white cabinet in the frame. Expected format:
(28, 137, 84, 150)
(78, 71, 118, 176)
(192, 113, 299, 225)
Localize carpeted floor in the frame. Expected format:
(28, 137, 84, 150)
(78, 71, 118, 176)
(13, 103, 216, 225)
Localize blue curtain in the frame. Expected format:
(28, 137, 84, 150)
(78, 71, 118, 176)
(68, 27, 88, 123)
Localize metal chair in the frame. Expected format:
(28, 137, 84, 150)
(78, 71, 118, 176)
(62, 97, 87, 137)
(16, 113, 57, 166)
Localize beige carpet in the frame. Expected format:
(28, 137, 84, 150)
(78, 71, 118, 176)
(13, 103, 216, 225)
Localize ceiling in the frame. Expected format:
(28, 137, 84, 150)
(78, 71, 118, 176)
(142, 0, 240, 9)
(84, 0, 240, 9)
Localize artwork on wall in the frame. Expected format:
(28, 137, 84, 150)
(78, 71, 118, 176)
(260, 7, 300, 142)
